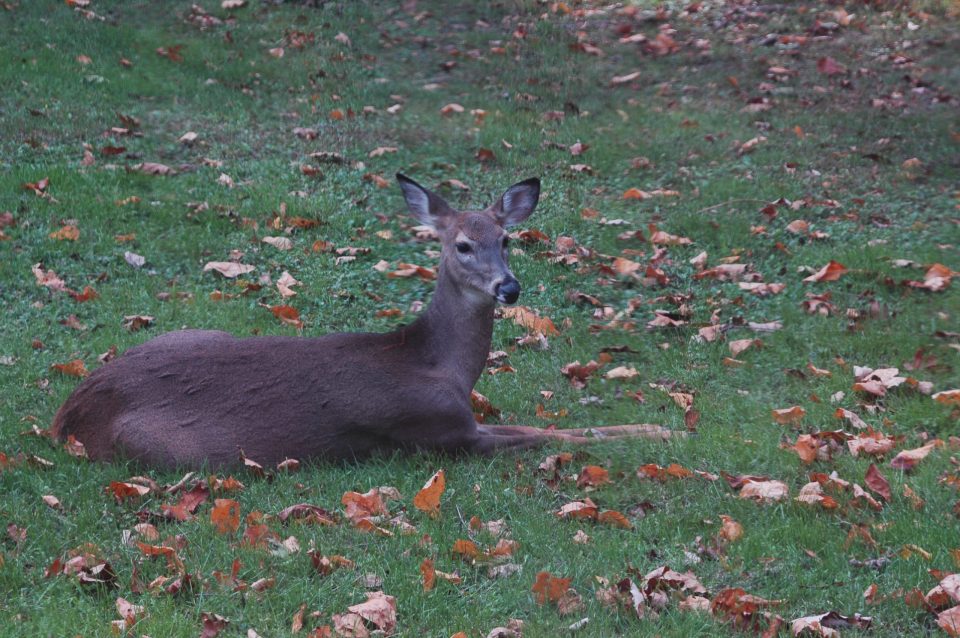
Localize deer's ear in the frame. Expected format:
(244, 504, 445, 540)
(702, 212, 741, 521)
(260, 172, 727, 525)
(492, 177, 540, 228)
(397, 174, 453, 229)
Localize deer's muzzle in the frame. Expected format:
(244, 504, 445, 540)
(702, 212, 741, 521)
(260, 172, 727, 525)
(495, 278, 520, 304)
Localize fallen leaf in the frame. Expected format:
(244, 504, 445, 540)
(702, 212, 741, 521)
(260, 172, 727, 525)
(864, 464, 891, 501)
(772, 406, 806, 425)
(791, 611, 871, 637)
(532, 571, 572, 604)
(203, 262, 255, 278)
(803, 261, 847, 283)
(500, 306, 560, 336)
(739, 479, 789, 503)
(210, 499, 241, 534)
(346, 591, 397, 634)
(413, 469, 445, 518)
(51, 359, 89, 378)
(576, 465, 610, 488)
(890, 440, 940, 471)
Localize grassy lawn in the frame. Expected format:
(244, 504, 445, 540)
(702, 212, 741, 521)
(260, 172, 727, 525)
(1, 0, 959, 636)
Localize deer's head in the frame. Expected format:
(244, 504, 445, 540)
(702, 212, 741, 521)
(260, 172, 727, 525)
(397, 174, 540, 305)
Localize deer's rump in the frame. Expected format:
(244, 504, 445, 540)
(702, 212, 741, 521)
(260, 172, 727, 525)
(52, 329, 429, 468)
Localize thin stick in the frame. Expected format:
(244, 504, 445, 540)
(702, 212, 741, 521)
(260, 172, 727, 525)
(691, 198, 771, 215)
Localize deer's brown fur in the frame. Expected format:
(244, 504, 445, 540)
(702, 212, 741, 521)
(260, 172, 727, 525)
(52, 175, 673, 468)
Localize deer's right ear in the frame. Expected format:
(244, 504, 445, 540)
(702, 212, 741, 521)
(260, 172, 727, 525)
(397, 174, 451, 229)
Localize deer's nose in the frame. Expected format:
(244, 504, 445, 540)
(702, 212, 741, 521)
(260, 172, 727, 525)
(495, 278, 520, 304)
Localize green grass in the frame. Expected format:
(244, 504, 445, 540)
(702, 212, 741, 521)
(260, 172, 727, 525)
(1, 1, 959, 636)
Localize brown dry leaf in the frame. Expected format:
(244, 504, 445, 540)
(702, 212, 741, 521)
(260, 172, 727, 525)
(939, 605, 960, 636)
(210, 499, 241, 534)
(772, 406, 806, 425)
(106, 481, 150, 502)
(277, 503, 337, 526)
(161, 482, 210, 521)
(556, 499, 598, 521)
(795, 482, 839, 510)
(847, 430, 897, 457)
(49, 225, 79, 241)
(532, 571, 572, 604)
(719, 515, 743, 543)
(933, 390, 960, 405)
(648, 224, 692, 246)
(64, 435, 87, 459)
(133, 162, 174, 176)
(637, 463, 694, 481)
(32, 263, 68, 291)
(803, 260, 848, 283)
(203, 262, 255, 278)
(420, 557, 436, 592)
(596, 510, 633, 529)
(332, 613, 367, 638)
(739, 282, 785, 296)
(413, 469, 445, 518)
(341, 488, 390, 524)
(791, 611, 872, 636)
(122, 315, 154, 332)
(346, 591, 397, 634)
(500, 306, 560, 336)
(440, 103, 465, 116)
(729, 339, 760, 357)
(276, 271, 301, 298)
(51, 359, 89, 378)
(577, 465, 610, 489)
(612, 257, 642, 276)
(647, 311, 686, 328)
(739, 479, 789, 503)
(263, 236, 293, 251)
(834, 408, 868, 429)
(200, 612, 229, 638)
(270, 305, 304, 329)
(622, 187, 651, 200)
(605, 365, 638, 380)
(560, 360, 600, 389)
(307, 553, 353, 579)
(890, 440, 941, 471)
(788, 434, 820, 464)
(864, 464, 891, 501)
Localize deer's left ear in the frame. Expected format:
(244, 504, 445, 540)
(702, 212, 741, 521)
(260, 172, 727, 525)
(490, 177, 540, 228)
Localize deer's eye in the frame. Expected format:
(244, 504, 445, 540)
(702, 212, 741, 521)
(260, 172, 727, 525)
(455, 242, 471, 254)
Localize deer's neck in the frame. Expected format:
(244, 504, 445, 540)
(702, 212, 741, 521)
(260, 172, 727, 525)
(405, 267, 494, 395)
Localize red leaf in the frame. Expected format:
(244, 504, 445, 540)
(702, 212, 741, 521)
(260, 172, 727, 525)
(864, 464, 891, 501)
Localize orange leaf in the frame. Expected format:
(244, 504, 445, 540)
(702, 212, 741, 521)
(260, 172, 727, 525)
(420, 557, 435, 591)
(105, 481, 150, 502)
(622, 187, 650, 200)
(210, 498, 241, 534)
(51, 359, 89, 378)
(500, 306, 560, 336)
(532, 571, 572, 604)
(576, 465, 610, 488)
(771, 406, 806, 425)
(341, 488, 389, 524)
(451, 539, 480, 560)
(803, 260, 847, 283)
(413, 469, 445, 517)
(270, 305, 303, 328)
(597, 510, 633, 529)
(49, 225, 79, 241)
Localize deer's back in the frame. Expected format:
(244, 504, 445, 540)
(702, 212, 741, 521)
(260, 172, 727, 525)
(53, 329, 460, 467)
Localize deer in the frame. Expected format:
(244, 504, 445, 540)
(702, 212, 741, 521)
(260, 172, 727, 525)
(51, 175, 675, 469)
